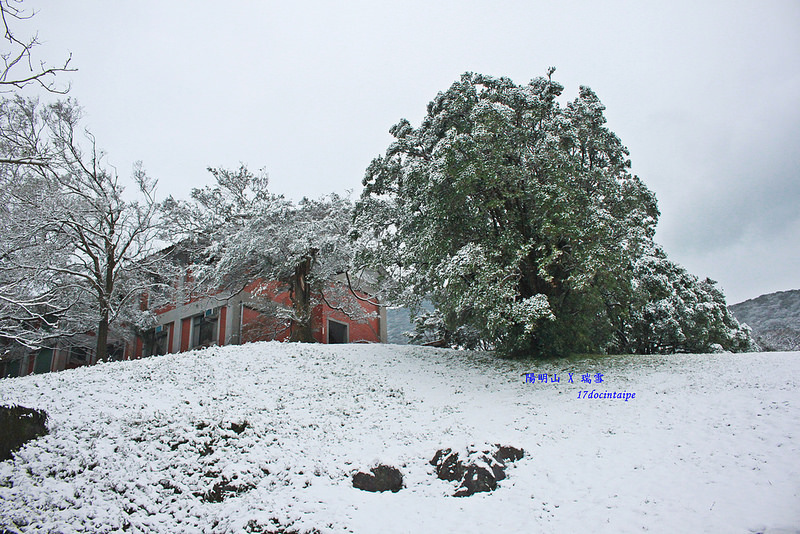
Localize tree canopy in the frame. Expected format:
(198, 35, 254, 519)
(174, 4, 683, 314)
(0, 98, 163, 360)
(357, 70, 753, 356)
(615, 244, 755, 354)
(162, 166, 374, 343)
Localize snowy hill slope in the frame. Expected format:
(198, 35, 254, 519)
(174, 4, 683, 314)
(1, 343, 799, 533)
(730, 289, 800, 351)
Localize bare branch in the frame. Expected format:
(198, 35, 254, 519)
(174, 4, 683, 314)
(0, 155, 47, 166)
(0, 0, 75, 94)
(345, 270, 384, 307)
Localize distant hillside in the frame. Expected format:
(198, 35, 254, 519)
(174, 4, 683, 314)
(386, 307, 413, 345)
(386, 303, 435, 345)
(730, 289, 800, 351)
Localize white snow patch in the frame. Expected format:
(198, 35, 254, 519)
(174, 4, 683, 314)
(0, 343, 798, 533)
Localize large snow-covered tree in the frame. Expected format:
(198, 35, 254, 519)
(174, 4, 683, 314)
(357, 71, 755, 357)
(162, 165, 374, 343)
(357, 71, 660, 357)
(0, 97, 163, 360)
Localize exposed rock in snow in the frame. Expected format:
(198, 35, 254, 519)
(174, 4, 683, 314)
(431, 444, 524, 497)
(0, 405, 48, 461)
(352, 465, 403, 493)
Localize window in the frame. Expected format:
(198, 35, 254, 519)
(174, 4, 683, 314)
(108, 343, 125, 361)
(192, 314, 217, 348)
(143, 324, 170, 357)
(69, 346, 89, 366)
(34, 349, 52, 374)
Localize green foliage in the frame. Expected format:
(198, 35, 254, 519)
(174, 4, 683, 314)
(358, 71, 659, 357)
(358, 70, 754, 357)
(611, 246, 757, 354)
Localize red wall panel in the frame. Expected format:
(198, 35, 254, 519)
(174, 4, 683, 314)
(218, 306, 227, 345)
(180, 317, 191, 352)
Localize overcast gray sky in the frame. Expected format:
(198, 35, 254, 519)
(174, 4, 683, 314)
(24, 0, 800, 304)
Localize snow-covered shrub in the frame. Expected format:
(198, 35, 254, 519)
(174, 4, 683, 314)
(612, 246, 757, 354)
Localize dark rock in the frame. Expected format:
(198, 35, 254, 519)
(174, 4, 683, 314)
(432, 444, 525, 497)
(431, 449, 465, 482)
(454, 462, 498, 497)
(494, 445, 524, 463)
(453, 451, 509, 497)
(0, 405, 48, 461)
(430, 447, 451, 466)
(488, 457, 507, 481)
(352, 464, 403, 492)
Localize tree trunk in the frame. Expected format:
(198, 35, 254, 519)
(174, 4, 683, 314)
(95, 309, 109, 361)
(289, 253, 316, 343)
(95, 255, 116, 361)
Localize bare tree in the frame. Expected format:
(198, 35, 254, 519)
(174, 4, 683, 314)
(0, 174, 84, 355)
(0, 98, 165, 361)
(0, 0, 75, 173)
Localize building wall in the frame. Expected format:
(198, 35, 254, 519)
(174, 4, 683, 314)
(130, 277, 386, 358)
(0, 343, 99, 378)
(316, 292, 383, 344)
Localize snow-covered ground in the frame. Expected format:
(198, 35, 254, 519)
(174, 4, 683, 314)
(1, 343, 798, 533)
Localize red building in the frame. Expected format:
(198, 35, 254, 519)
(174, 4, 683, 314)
(127, 275, 386, 359)
(0, 263, 386, 378)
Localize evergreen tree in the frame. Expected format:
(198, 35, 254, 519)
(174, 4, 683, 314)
(357, 71, 659, 356)
(612, 245, 756, 354)
(357, 70, 752, 356)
